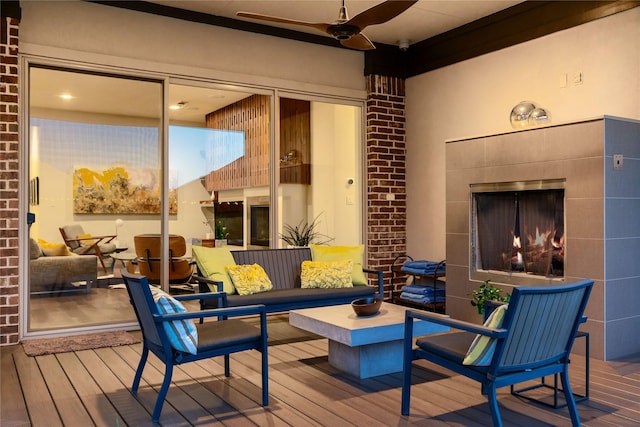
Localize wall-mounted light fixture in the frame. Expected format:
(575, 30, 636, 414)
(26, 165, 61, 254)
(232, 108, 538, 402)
(510, 101, 550, 129)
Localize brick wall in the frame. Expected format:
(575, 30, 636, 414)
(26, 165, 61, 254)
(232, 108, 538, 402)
(365, 75, 407, 299)
(0, 16, 20, 345)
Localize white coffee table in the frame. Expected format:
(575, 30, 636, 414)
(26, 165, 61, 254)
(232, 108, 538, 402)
(289, 302, 449, 378)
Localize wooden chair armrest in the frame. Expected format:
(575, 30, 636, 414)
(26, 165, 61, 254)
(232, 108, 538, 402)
(66, 234, 116, 245)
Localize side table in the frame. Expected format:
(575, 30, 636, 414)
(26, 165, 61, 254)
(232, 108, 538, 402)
(111, 251, 138, 275)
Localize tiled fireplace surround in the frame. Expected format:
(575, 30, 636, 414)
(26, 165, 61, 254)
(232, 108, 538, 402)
(445, 116, 640, 360)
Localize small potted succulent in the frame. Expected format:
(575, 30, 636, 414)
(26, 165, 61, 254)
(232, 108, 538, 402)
(215, 220, 228, 247)
(469, 279, 511, 316)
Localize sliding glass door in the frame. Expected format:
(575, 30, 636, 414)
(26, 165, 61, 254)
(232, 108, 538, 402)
(24, 63, 363, 336)
(27, 65, 162, 332)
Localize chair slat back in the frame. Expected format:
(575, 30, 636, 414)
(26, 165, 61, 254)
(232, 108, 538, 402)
(496, 280, 592, 370)
(121, 271, 165, 349)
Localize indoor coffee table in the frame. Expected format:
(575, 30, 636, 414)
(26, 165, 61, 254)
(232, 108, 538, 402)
(289, 302, 449, 378)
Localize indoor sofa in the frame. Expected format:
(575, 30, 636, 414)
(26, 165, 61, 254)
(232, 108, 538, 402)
(29, 238, 97, 295)
(193, 246, 384, 313)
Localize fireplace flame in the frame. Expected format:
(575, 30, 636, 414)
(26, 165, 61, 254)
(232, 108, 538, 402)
(531, 226, 551, 247)
(513, 235, 521, 249)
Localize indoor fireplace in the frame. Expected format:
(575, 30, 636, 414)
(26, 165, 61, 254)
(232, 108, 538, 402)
(470, 179, 565, 281)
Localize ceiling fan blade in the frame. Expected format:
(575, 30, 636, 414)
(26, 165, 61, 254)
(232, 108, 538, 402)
(347, 0, 418, 31)
(340, 33, 376, 50)
(236, 11, 330, 33)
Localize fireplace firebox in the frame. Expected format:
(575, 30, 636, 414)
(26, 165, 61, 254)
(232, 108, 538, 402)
(471, 180, 565, 280)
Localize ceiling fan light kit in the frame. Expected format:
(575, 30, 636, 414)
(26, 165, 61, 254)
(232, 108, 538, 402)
(237, 0, 418, 50)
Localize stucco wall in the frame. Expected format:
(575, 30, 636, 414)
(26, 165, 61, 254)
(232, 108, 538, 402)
(19, 0, 366, 97)
(405, 7, 640, 261)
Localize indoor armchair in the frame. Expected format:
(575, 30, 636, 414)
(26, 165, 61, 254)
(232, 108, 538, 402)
(59, 224, 117, 274)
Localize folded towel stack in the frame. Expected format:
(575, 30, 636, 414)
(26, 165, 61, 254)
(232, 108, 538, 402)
(401, 260, 446, 276)
(399, 283, 445, 304)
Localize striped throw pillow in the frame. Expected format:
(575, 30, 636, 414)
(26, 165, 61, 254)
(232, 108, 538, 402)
(149, 286, 198, 355)
(463, 304, 508, 366)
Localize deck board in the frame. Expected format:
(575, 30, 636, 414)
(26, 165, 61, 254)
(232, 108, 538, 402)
(36, 353, 95, 426)
(2, 313, 640, 427)
(0, 346, 30, 427)
(12, 349, 63, 426)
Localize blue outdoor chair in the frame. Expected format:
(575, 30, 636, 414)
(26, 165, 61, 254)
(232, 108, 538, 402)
(401, 279, 593, 426)
(122, 271, 269, 423)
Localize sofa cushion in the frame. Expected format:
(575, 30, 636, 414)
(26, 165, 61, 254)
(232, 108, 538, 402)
(202, 286, 376, 309)
(226, 264, 273, 295)
(309, 244, 367, 285)
(38, 238, 73, 257)
(301, 260, 353, 289)
(192, 246, 237, 294)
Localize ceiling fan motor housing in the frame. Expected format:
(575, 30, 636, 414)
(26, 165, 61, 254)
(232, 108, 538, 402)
(328, 24, 359, 40)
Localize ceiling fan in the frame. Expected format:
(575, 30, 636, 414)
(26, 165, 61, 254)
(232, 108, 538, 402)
(237, 0, 418, 50)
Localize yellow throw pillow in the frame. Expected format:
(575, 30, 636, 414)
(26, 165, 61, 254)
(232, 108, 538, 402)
(301, 260, 354, 289)
(309, 244, 367, 285)
(76, 233, 95, 246)
(225, 264, 273, 296)
(192, 246, 237, 294)
(37, 239, 73, 256)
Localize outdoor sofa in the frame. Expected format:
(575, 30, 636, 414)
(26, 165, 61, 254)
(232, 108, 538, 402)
(193, 246, 384, 313)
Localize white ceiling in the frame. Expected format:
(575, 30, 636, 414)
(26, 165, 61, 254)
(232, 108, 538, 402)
(151, 0, 523, 48)
(31, 1, 523, 125)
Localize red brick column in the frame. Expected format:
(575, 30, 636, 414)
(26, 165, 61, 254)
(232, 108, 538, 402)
(365, 75, 407, 300)
(0, 16, 20, 345)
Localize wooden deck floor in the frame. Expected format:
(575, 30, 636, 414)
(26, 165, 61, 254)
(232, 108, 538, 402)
(2, 314, 640, 426)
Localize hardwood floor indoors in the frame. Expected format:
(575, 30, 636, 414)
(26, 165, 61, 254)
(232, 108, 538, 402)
(2, 313, 639, 426)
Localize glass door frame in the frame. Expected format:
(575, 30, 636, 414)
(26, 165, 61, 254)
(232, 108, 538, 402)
(19, 57, 366, 338)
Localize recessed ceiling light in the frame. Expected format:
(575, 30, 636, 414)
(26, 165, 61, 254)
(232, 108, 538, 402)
(59, 94, 73, 100)
(170, 101, 187, 110)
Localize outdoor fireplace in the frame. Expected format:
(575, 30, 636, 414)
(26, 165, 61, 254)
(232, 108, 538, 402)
(471, 180, 565, 280)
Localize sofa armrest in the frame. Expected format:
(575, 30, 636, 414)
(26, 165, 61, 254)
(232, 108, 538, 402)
(363, 268, 384, 295)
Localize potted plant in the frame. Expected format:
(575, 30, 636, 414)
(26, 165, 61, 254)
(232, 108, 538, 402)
(469, 279, 510, 316)
(215, 221, 228, 247)
(280, 215, 333, 247)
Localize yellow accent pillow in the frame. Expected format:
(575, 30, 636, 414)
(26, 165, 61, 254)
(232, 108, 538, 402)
(76, 233, 95, 246)
(463, 304, 508, 366)
(301, 260, 354, 289)
(192, 246, 236, 294)
(309, 244, 367, 285)
(37, 239, 73, 256)
(225, 264, 273, 296)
